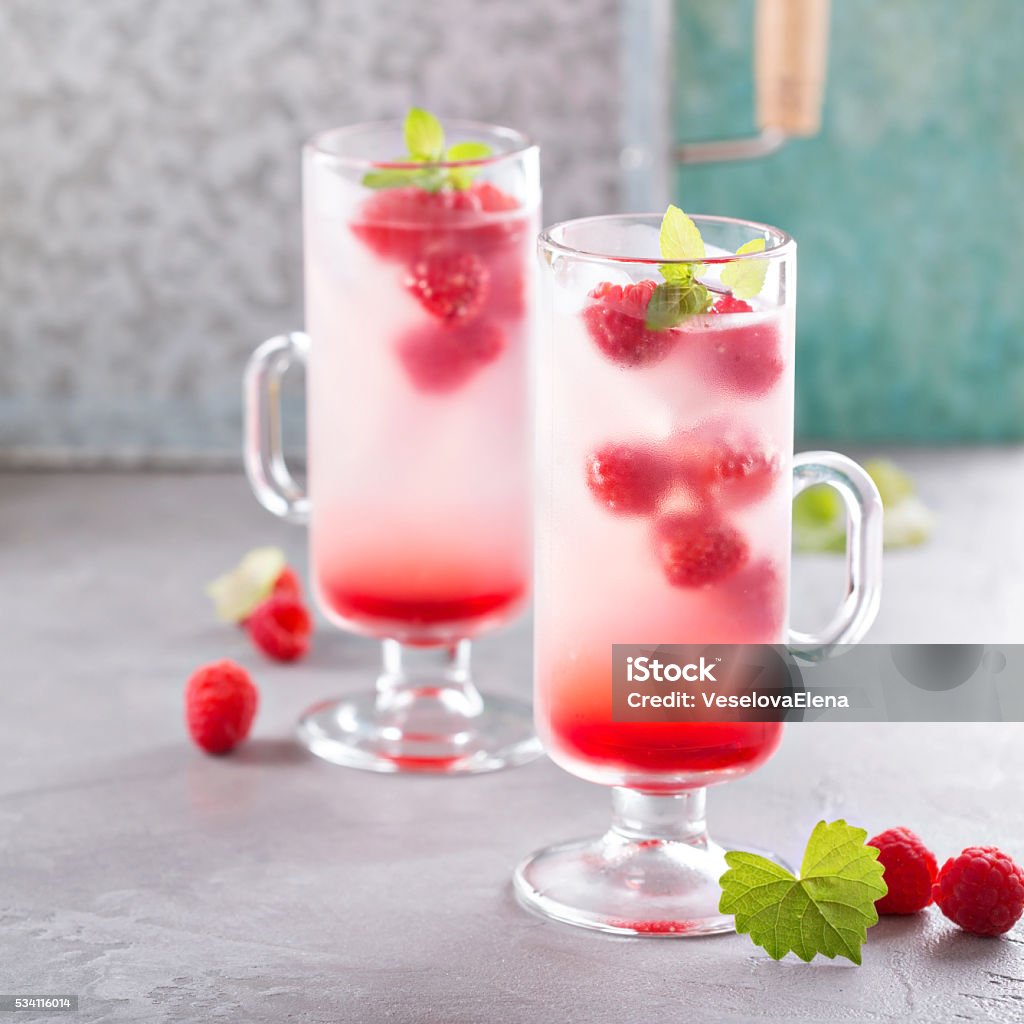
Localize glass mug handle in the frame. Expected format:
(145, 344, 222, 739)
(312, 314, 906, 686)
(243, 331, 311, 525)
(788, 451, 884, 660)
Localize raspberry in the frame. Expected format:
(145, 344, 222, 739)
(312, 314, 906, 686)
(248, 595, 312, 662)
(465, 182, 529, 251)
(272, 566, 303, 601)
(700, 318, 783, 397)
(691, 441, 779, 505)
(185, 660, 258, 755)
(933, 846, 1024, 936)
(868, 827, 938, 914)
(404, 251, 488, 322)
(711, 294, 753, 315)
(582, 280, 680, 368)
(351, 186, 481, 261)
(470, 181, 519, 212)
(585, 442, 673, 516)
(480, 246, 528, 320)
(239, 565, 303, 627)
(653, 512, 749, 587)
(398, 319, 504, 394)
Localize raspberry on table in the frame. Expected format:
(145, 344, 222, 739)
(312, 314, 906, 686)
(240, 565, 303, 627)
(248, 595, 313, 663)
(653, 512, 749, 588)
(404, 251, 489, 322)
(397, 319, 505, 394)
(585, 442, 673, 516)
(271, 566, 303, 601)
(933, 846, 1024, 936)
(185, 660, 258, 755)
(868, 827, 938, 914)
(582, 280, 680, 368)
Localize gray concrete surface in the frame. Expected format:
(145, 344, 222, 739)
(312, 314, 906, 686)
(2, 453, 1024, 1022)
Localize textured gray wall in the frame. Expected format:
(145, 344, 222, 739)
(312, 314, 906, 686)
(0, 0, 622, 460)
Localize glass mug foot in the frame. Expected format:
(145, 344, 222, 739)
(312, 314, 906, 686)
(296, 639, 542, 774)
(513, 788, 788, 936)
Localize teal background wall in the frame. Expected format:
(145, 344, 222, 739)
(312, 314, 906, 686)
(672, 0, 1024, 441)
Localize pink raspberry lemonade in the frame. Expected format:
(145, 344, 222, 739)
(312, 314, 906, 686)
(541, 283, 793, 787)
(514, 209, 883, 935)
(245, 113, 542, 774)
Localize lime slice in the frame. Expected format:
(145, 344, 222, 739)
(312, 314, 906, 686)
(206, 546, 286, 623)
(793, 484, 845, 553)
(792, 459, 933, 552)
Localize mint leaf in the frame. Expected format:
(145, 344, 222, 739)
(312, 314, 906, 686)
(660, 204, 705, 262)
(445, 140, 493, 190)
(363, 109, 493, 191)
(644, 280, 711, 331)
(361, 167, 430, 190)
(719, 820, 887, 964)
(445, 141, 493, 162)
(404, 107, 445, 161)
(721, 238, 769, 300)
(645, 205, 712, 330)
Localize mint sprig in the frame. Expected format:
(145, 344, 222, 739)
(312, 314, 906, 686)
(644, 205, 774, 330)
(719, 819, 887, 964)
(645, 205, 712, 331)
(361, 108, 493, 192)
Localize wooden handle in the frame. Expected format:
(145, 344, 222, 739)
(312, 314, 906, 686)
(755, 0, 830, 136)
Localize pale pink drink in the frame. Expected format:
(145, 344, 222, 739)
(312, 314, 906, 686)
(515, 212, 883, 934)
(305, 133, 536, 646)
(246, 119, 542, 773)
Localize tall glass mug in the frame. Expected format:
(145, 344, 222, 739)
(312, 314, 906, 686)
(515, 214, 883, 933)
(245, 121, 542, 774)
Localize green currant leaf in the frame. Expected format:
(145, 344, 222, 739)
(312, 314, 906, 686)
(719, 820, 887, 964)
